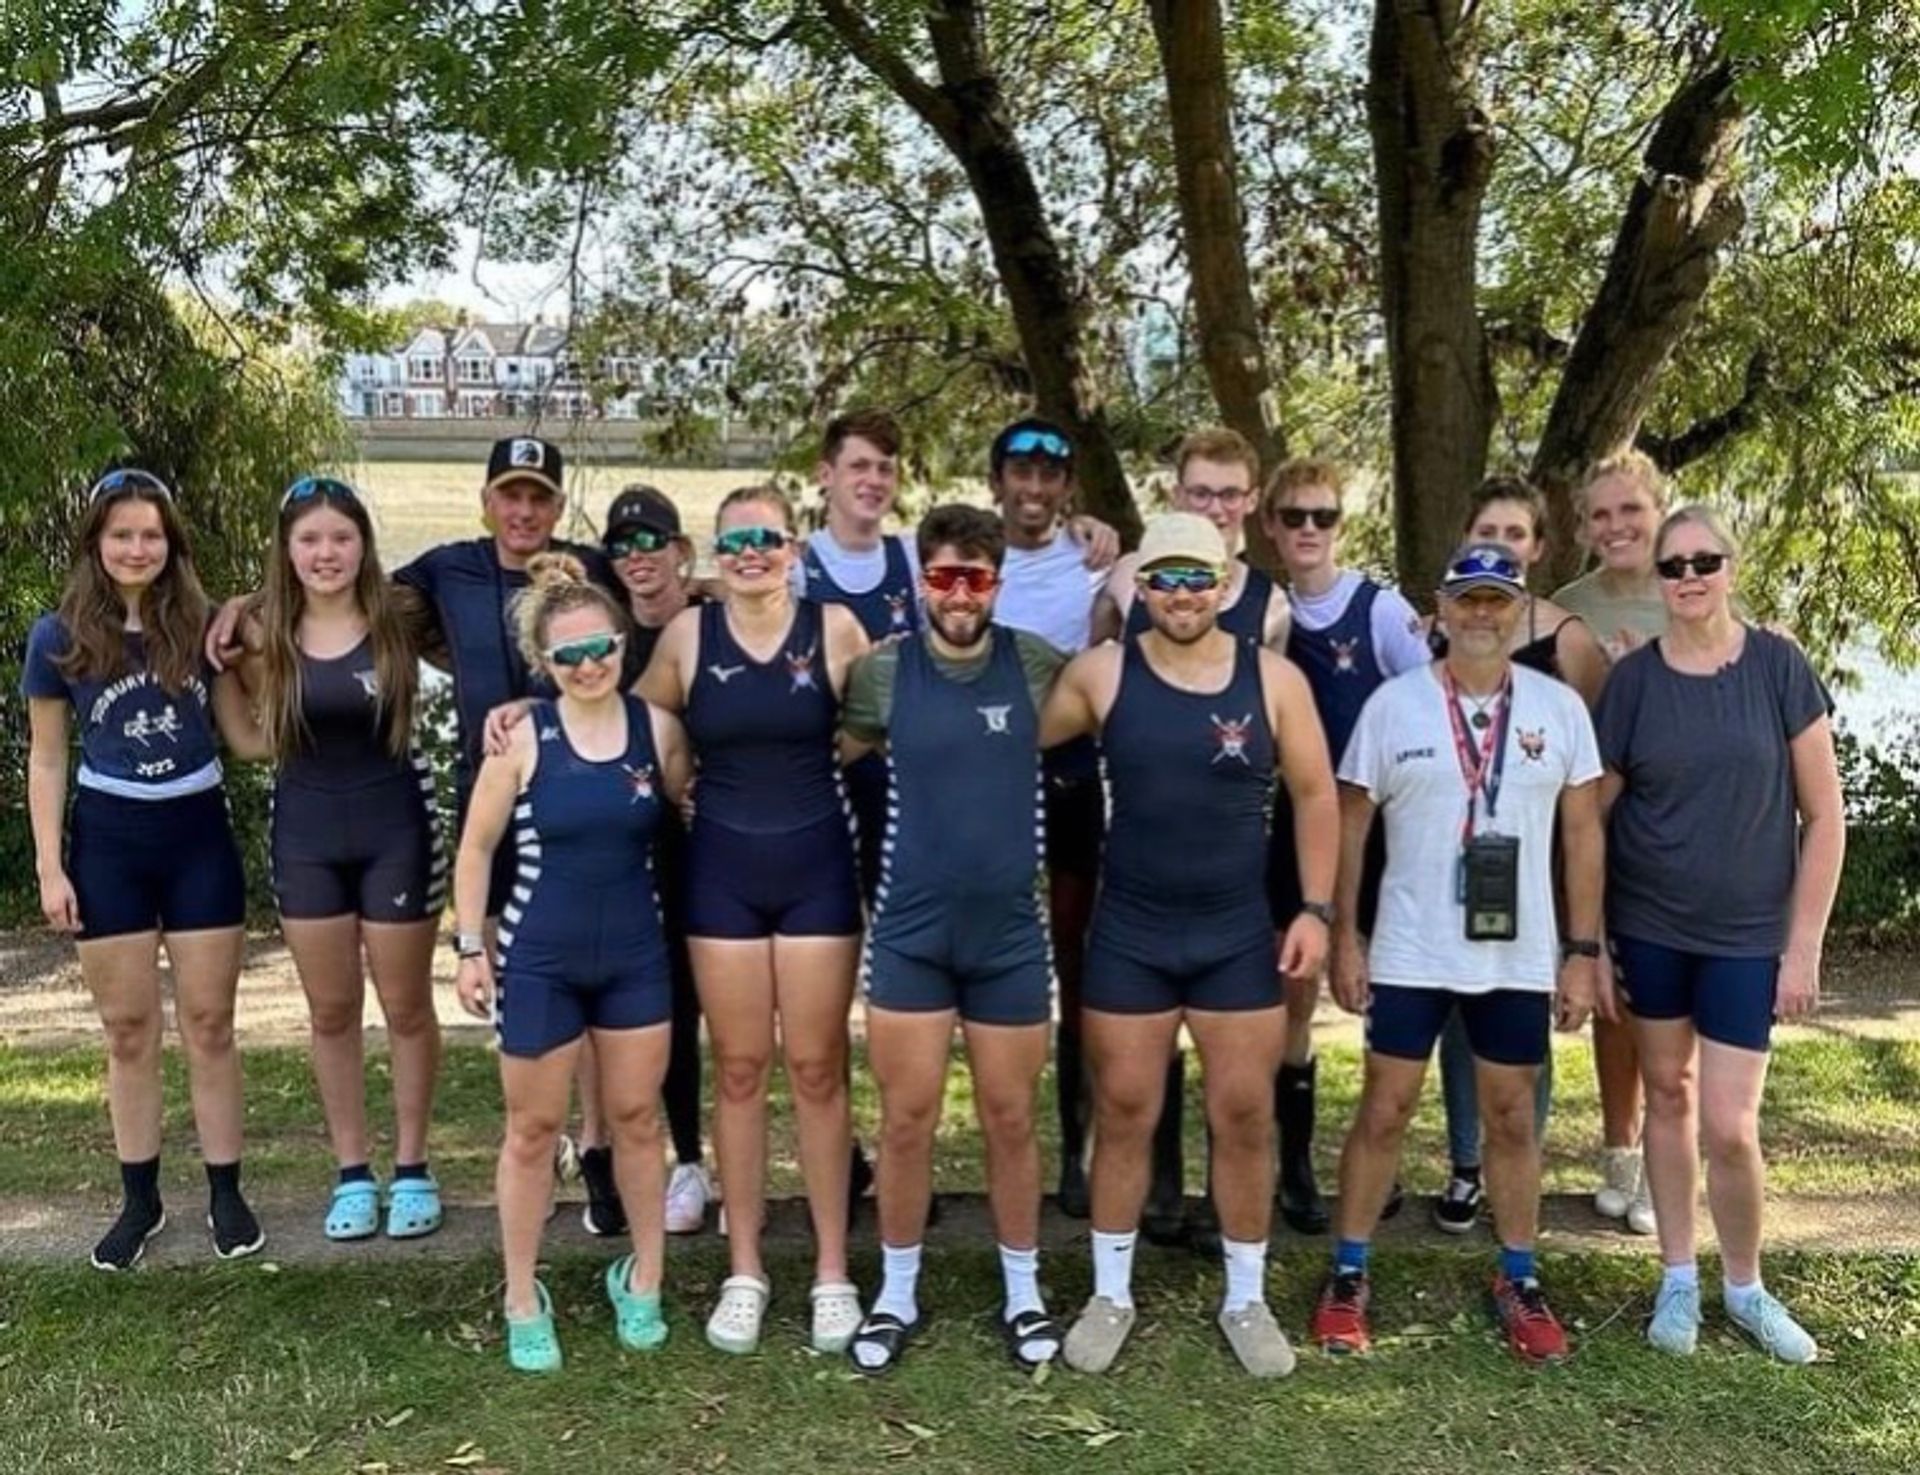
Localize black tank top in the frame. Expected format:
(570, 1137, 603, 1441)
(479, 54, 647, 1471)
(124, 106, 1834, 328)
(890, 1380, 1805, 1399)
(281, 637, 410, 791)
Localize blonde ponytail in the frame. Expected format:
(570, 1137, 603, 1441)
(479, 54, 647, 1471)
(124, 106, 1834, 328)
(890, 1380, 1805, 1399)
(512, 553, 625, 666)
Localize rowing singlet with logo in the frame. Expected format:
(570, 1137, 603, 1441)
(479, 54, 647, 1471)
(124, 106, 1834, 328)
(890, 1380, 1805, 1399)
(803, 533, 920, 639)
(1286, 579, 1383, 764)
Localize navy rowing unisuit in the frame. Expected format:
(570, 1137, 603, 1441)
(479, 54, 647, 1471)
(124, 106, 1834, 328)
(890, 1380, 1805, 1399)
(495, 696, 671, 1057)
(682, 600, 860, 938)
(866, 629, 1050, 1025)
(270, 639, 444, 924)
(1086, 639, 1278, 1013)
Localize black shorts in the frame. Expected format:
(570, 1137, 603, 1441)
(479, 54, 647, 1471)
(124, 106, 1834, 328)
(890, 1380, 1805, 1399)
(684, 811, 862, 940)
(1366, 984, 1549, 1067)
(271, 765, 444, 924)
(1084, 901, 1278, 1014)
(69, 787, 246, 941)
(1043, 766, 1105, 879)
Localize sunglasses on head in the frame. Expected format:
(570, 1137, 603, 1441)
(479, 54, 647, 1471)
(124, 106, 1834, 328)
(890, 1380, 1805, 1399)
(1655, 552, 1729, 581)
(1139, 565, 1223, 594)
(923, 564, 999, 596)
(281, 475, 361, 511)
(714, 526, 790, 558)
(544, 631, 625, 668)
(607, 528, 673, 558)
(1002, 427, 1072, 461)
(89, 469, 174, 503)
(1274, 506, 1340, 531)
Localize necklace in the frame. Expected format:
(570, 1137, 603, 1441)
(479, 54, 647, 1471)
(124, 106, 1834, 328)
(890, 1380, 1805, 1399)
(1459, 689, 1500, 730)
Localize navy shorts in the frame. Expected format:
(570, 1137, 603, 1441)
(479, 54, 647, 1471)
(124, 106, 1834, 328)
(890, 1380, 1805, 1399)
(1043, 747, 1105, 879)
(1366, 984, 1549, 1067)
(685, 811, 862, 939)
(456, 778, 519, 920)
(1611, 934, 1779, 1053)
(272, 767, 444, 924)
(866, 898, 1052, 1026)
(69, 787, 246, 941)
(1084, 901, 1277, 1014)
(496, 931, 672, 1058)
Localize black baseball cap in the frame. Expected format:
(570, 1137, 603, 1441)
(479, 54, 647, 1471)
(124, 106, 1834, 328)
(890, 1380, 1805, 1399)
(484, 436, 564, 498)
(604, 485, 682, 542)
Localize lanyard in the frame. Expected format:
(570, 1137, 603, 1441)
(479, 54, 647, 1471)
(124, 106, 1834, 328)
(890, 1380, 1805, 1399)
(1441, 666, 1511, 843)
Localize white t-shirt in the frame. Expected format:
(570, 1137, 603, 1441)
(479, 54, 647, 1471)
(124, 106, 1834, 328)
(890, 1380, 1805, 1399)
(1338, 663, 1602, 993)
(997, 531, 1104, 654)
(1290, 570, 1432, 676)
(790, 526, 921, 602)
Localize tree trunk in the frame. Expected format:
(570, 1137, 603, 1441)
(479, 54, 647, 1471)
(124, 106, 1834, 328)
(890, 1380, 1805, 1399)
(1147, 0, 1284, 569)
(1530, 60, 1746, 585)
(1366, 0, 1496, 602)
(815, 0, 1140, 542)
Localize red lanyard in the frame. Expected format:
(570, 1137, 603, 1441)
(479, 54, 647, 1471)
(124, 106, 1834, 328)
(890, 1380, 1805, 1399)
(1441, 666, 1511, 843)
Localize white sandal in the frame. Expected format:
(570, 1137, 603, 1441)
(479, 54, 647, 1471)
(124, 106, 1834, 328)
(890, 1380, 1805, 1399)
(810, 1281, 864, 1354)
(706, 1274, 770, 1355)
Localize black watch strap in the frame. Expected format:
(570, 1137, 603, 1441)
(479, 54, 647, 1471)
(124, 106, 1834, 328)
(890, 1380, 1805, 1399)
(1561, 939, 1601, 959)
(1299, 901, 1336, 926)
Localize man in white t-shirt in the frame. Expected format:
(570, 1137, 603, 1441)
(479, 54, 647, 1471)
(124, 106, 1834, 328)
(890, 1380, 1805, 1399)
(1310, 542, 1609, 1367)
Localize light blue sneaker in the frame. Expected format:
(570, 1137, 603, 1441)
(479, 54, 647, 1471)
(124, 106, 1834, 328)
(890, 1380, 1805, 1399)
(1646, 1280, 1700, 1356)
(1726, 1287, 1817, 1365)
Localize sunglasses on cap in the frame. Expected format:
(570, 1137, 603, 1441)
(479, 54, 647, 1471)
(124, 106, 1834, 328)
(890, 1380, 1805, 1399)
(1655, 552, 1729, 581)
(607, 528, 673, 559)
(923, 564, 999, 596)
(89, 469, 174, 503)
(281, 475, 361, 511)
(1274, 506, 1340, 531)
(1138, 565, 1224, 594)
(714, 526, 790, 557)
(1001, 427, 1072, 461)
(1443, 547, 1526, 584)
(544, 631, 625, 668)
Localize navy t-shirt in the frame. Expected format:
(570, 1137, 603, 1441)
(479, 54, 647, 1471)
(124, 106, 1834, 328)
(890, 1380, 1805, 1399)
(21, 614, 223, 799)
(394, 538, 621, 786)
(1595, 626, 1830, 956)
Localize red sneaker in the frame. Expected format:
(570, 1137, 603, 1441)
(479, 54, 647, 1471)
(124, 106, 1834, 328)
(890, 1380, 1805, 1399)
(1311, 1271, 1372, 1355)
(1491, 1273, 1570, 1364)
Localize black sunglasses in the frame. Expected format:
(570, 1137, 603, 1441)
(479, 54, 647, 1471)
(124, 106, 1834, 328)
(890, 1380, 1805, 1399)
(607, 528, 673, 558)
(1274, 507, 1340, 531)
(1655, 552, 1729, 581)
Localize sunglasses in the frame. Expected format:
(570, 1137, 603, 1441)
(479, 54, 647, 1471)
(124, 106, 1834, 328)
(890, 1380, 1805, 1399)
(544, 632, 625, 668)
(607, 528, 673, 558)
(1445, 549, 1526, 585)
(714, 526, 791, 558)
(281, 475, 361, 511)
(1139, 565, 1223, 594)
(1274, 507, 1340, 531)
(1002, 427, 1072, 461)
(89, 469, 174, 503)
(923, 564, 999, 596)
(1655, 552, 1730, 581)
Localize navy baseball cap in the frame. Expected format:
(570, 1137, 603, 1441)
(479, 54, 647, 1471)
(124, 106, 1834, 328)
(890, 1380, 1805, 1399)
(485, 437, 564, 498)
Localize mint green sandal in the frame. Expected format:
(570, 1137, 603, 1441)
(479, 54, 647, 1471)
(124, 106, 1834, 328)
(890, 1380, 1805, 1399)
(506, 1281, 563, 1373)
(384, 1175, 442, 1239)
(605, 1254, 668, 1351)
(323, 1179, 380, 1242)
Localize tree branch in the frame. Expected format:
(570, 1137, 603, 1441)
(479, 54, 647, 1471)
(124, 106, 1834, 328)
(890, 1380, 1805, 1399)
(813, 0, 959, 140)
(1635, 348, 1770, 471)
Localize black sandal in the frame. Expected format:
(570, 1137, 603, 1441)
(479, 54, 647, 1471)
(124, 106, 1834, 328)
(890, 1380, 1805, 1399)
(847, 1311, 921, 1376)
(1001, 1308, 1063, 1371)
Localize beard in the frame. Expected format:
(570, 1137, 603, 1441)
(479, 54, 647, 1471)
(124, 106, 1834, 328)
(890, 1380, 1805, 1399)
(930, 603, 990, 649)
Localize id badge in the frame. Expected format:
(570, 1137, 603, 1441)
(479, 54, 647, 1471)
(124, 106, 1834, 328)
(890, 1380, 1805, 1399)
(1462, 832, 1520, 942)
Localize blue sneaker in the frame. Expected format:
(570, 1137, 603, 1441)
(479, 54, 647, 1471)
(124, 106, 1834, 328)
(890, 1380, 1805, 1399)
(1726, 1288, 1817, 1365)
(1646, 1281, 1700, 1356)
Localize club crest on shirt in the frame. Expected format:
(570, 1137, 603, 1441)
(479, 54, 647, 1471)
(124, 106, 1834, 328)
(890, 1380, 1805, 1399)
(123, 704, 182, 746)
(787, 645, 818, 693)
(624, 762, 656, 802)
(1517, 727, 1548, 763)
(353, 669, 379, 701)
(978, 704, 1012, 735)
(1331, 637, 1359, 674)
(1211, 712, 1254, 766)
(887, 592, 912, 630)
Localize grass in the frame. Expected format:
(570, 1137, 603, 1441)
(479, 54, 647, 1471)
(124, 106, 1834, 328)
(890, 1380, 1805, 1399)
(2, 1036, 1916, 1206)
(1, 1249, 1917, 1474)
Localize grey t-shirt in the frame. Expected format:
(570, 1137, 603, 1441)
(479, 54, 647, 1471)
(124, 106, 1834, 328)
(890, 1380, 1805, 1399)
(1594, 627, 1829, 956)
(842, 626, 1067, 745)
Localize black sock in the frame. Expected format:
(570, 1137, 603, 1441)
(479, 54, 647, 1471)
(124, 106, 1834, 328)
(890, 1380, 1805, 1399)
(206, 1160, 243, 1201)
(205, 1161, 262, 1255)
(392, 1161, 429, 1183)
(338, 1163, 375, 1186)
(1453, 1164, 1482, 1184)
(121, 1155, 162, 1212)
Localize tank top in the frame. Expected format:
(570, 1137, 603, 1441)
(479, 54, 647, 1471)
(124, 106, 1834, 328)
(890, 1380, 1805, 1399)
(1099, 638, 1274, 911)
(514, 695, 664, 891)
(1125, 563, 1277, 645)
(683, 600, 843, 834)
(882, 629, 1042, 901)
(1286, 578, 1384, 764)
(280, 637, 411, 791)
(803, 533, 919, 640)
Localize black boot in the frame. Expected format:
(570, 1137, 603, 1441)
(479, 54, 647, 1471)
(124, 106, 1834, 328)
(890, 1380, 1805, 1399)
(1141, 1055, 1187, 1247)
(1056, 1022, 1091, 1218)
(1277, 1059, 1331, 1235)
(580, 1146, 627, 1237)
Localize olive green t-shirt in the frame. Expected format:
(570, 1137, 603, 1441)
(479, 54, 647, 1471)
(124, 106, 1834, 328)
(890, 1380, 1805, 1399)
(842, 627, 1068, 745)
(1550, 570, 1668, 661)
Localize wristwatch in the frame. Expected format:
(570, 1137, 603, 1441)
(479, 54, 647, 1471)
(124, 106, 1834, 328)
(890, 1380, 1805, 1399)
(1299, 901, 1336, 927)
(1561, 939, 1601, 960)
(453, 930, 487, 960)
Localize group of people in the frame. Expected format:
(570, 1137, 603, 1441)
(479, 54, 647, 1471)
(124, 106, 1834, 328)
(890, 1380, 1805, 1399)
(21, 413, 1843, 1380)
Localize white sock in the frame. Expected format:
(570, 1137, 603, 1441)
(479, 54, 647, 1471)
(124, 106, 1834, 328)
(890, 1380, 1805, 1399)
(874, 1241, 922, 1324)
(1221, 1235, 1268, 1314)
(999, 1243, 1044, 1320)
(1091, 1230, 1137, 1309)
(1723, 1274, 1763, 1316)
(1662, 1261, 1699, 1297)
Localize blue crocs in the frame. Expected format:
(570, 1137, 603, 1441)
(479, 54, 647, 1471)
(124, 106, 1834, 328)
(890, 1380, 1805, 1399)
(324, 1179, 380, 1242)
(506, 1281, 563, 1374)
(384, 1175, 443, 1239)
(605, 1254, 668, 1351)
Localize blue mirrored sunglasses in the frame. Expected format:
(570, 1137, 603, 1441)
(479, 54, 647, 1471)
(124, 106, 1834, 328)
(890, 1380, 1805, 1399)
(1446, 550, 1523, 583)
(88, 469, 174, 503)
(281, 476, 362, 511)
(1002, 427, 1071, 461)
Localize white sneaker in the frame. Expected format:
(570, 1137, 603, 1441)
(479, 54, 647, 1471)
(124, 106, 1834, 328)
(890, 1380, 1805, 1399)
(1625, 1178, 1657, 1236)
(665, 1162, 713, 1235)
(1595, 1147, 1641, 1220)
